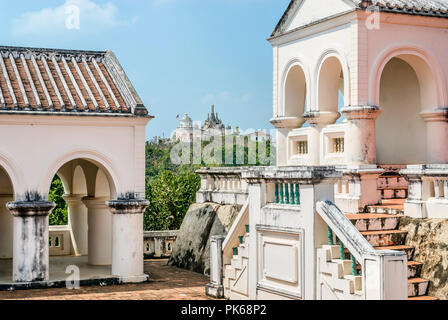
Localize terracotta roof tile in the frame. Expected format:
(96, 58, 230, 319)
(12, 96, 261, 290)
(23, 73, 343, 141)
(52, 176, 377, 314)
(0, 46, 149, 116)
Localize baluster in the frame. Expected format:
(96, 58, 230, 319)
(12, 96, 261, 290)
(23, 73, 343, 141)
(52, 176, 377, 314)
(279, 183, 284, 204)
(295, 184, 300, 205)
(289, 184, 294, 204)
(351, 254, 359, 276)
(444, 181, 448, 200)
(275, 184, 279, 204)
(285, 184, 289, 204)
(339, 239, 345, 260)
(434, 179, 440, 198)
(328, 227, 334, 245)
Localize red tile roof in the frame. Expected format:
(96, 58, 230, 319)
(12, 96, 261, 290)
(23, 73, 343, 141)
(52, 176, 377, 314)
(0, 46, 149, 116)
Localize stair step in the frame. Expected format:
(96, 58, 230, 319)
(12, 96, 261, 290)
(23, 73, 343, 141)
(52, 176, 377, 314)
(382, 199, 406, 206)
(225, 265, 236, 280)
(361, 230, 407, 247)
(346, 214, 400, 231)
(367, 205, 404, 215)
(374, 245, 415, 260)
(408, 261, 423, 279)
(408, 296, 439, 301)
(408, 278, 430, 297)
(231, 258, 243, 270)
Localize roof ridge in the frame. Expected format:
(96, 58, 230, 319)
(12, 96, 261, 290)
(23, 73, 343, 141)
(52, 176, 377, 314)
(271, 0, 448, 38)
(0, 45, 107, 56)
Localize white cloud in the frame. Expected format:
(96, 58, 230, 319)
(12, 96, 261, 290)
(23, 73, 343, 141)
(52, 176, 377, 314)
(12, 0, 135, 37)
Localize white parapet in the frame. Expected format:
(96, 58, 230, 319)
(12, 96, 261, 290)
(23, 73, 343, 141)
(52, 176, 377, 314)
(401, 164, 448, 218)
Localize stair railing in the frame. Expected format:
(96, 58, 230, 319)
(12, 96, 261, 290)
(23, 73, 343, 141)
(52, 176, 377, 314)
(206, 198, 249, 299)
(222, 198, 249, 266)
(316, 200, 408, 300)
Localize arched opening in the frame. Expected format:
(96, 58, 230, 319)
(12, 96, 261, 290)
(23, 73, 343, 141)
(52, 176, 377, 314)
(376, 55, 434, 164)
(317, 56, 345, 123)
(0, 166, 14, 282)
(46, 158, 117, 281)
(284, 64, 307, 122)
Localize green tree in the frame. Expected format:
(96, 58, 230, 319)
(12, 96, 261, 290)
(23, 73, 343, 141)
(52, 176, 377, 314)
(48, 175, 68, 226)
(144, 169, 200, 231)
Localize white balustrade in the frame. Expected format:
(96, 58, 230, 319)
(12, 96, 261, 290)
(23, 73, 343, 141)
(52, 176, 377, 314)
(196, 168, 249, 205)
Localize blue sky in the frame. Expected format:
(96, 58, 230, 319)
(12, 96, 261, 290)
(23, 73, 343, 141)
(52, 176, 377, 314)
(0, 0, 291, 140)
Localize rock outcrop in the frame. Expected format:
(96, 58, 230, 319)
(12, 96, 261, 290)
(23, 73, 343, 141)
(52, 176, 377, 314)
(168, 202, 241, 275)
(399, 217, 448, 299)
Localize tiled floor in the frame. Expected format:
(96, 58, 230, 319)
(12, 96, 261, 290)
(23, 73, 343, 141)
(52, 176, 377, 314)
(0, 259, 215, 300)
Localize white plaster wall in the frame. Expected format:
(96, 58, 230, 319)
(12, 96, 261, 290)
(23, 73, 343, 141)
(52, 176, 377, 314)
(0, 115, 149, 199)
(362, 13, 448, 108)
(285, 0, 353, 32)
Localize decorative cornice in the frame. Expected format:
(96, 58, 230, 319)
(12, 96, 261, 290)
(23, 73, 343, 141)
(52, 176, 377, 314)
(303, 111, 341, 125)
(107, 199, 150, 215)
(341, 105, 382, 120)
(270, 116, 305, 128)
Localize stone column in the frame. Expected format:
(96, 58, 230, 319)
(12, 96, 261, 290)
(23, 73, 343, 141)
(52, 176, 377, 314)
(421, 107, 448, 164)
(303, 111, 340, 165)
(63, 194, 88, 256)
(0, 195, 14, 259)
(7, 201, 55, 282)
(341, 106, 382, 165)
(82, 197, 112, 266)
(107, 198, 149, 283)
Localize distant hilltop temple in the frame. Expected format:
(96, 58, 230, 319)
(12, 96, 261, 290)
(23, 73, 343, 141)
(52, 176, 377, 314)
(174, 105, 232, 142)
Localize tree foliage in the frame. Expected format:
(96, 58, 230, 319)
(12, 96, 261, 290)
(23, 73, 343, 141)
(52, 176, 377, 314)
(48, 175, 68, 226)
(144, 169, 200, 231)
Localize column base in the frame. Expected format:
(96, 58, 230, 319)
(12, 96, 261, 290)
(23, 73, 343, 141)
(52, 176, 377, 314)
(206, 283, 225, 299)
(118, 274, 149, 284)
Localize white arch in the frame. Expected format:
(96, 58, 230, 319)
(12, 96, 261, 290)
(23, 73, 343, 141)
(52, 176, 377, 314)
(39, 146, 120, 199)
(280, 58, 312, 116)
(314, 48, 351, 110)
(369, 43, 446, 108)
(0, 151, 26, 197)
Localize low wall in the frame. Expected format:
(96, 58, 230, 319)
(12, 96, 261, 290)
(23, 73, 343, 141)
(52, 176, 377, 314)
(49, 226, 179, 258)
(144, 230, 178, 258)
(49, 225, 71, 256)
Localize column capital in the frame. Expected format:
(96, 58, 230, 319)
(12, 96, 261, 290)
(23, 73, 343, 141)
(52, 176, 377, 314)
(420, 107, 448, 122)
(7, 201, 55, 217)
(340, 105, 382, 120)
(303, 111, 340, 126)
(106, 199, 149, 215)
(62, 194, 85, 204)
(81, 197, 109, 209)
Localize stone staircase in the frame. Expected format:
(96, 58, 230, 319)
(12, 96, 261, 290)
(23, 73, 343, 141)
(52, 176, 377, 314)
(346, 199, 437, 300)
(224, 225, 249, 300)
